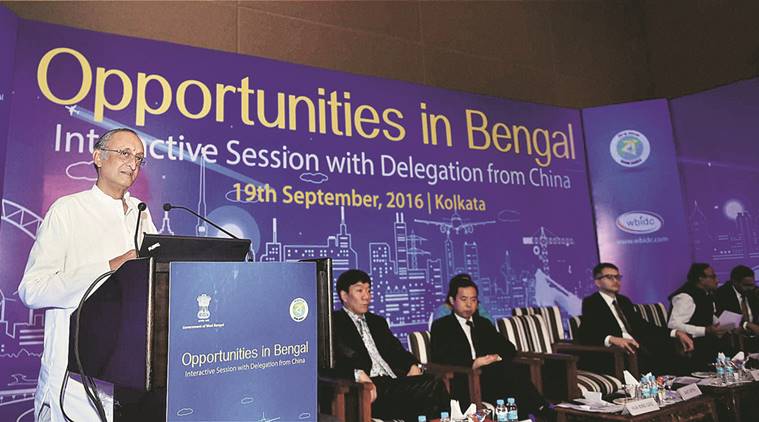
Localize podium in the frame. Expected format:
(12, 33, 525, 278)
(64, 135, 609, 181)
(69, 235, 332, 421)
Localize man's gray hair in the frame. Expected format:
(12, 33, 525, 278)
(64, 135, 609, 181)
(94, 128, 138, 151)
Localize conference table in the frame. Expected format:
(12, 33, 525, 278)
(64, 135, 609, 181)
(554, 395, 717, 422)
(684, 375, 759, 422)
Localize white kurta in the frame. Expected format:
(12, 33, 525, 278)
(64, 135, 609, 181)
(18, 185, 157, 421)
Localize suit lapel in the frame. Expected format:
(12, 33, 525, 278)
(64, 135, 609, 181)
(451, 314, 478, 359)
(338, 310, 371, 361)
(594, 292, 623, 337)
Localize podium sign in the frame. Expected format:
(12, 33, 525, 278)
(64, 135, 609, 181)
(166, 262, 317, 421)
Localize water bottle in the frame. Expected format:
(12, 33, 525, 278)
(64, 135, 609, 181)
(716, 353, 726, 384)
(648, 375, 659, 399)
(439, 411, 451, 422)
(725, 360, 735, 384)
(506, 397, 518, 422)
(639, 376, 650, 398)
(495, 399, 507, 422)
(417, 416, 427, 422)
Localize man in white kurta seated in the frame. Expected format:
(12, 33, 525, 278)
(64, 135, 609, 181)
(18, 128, 157, 421)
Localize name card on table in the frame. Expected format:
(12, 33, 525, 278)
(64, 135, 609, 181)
(623, 398, 660, 416)
(677, 384, 702, 400)
(751, 370, 759, 381)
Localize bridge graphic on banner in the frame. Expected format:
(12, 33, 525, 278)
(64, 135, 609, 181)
(0, 198, 43, 421)
(1, 199, 42, 240)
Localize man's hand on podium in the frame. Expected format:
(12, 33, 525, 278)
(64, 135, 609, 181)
(109, 249, 137, 271)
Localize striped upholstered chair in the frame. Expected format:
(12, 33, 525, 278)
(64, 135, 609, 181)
(512, 306, 567, 343)
(497, 314, 623, 401)
(568, 315, 582, 341)
(512, 306, 637, 378)
(634, 303, 668, 328)
(406, 331, 542, 409)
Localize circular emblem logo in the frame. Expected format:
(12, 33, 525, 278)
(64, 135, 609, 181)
(610, 130, 650, 167)
(290, 298, 309, 322)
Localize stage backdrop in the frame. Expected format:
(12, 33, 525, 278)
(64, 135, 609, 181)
(0, 10, 599, 420)
(670, 77, 759, 279)
(0, 6, 17, 201)
(582, 100, 691, 304)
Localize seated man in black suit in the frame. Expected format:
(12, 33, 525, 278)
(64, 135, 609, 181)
(330, 269, 449, 421)
(715, 265, 759, 350)
(430, 274, 552, 421)
(578, 263, 694, 374)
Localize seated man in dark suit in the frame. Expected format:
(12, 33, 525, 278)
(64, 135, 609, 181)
(430, 274, 552, 421)
(578, 263, 693, 374)
(715, 265, 759, 350)
(330, 269, 449, 421)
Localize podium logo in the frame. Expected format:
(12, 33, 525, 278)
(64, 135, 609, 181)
(610, 130, 650, 168)
(197, 294, 212, 320)
(290, 298, 309, 322)
(616, 211, 663, 234)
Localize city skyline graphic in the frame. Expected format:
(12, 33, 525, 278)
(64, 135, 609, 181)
(689, 199, 759, 276)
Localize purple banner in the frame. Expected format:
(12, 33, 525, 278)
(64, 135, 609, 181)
(0, 14, 598, 421)
(583, 99, 691, 304)
(671, 78, 759, 279)
(0, 7, 17, 202)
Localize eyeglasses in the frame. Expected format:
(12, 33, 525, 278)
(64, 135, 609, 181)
(99, 147, 146, 167)
(702, 274, 718, 280)
(595, 274, 623, 281)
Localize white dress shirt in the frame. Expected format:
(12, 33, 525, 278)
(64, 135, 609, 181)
(668, 292, 718, 338)
(454, 313, 477, 359)
(18, 185, 156, 421)
(599, 292, 636, 347)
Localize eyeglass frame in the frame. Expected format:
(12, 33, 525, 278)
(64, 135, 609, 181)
(97, 147, 147, 167)
(595, 274, 623, 281)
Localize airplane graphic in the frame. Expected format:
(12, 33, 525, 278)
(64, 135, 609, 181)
(64, 105, 79, 116)
(414, 212, 495, 236)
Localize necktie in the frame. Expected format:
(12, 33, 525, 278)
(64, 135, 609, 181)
(466, 320, 479, 356)
(613, 300, 633, 335)
(741, 296, 750, 323)
(357, 316, 396, 378)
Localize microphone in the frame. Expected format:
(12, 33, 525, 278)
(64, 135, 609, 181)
(163, 203, 239, 239)
(134, 202, 147, 257)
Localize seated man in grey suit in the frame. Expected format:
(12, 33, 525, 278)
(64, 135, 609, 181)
(330, 269, 449, 421)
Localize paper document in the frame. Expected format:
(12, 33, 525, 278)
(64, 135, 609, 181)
(717, 311, 743, 329)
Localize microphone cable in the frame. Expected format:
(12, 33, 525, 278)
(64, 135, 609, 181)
(59, 269, 115, 422)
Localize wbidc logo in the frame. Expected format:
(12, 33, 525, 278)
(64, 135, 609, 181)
(610, 130, 650, 167)
(616, 211, 663, 234)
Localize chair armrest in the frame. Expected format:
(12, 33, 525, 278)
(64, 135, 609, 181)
(555, 343, 636, 379)
(516, 352, 579, 401)
(424, 363, 483, 408)
(318, 375, 372, 422)
(555, 343, 616, 354)
(519, 350, 577, 363)
(512, 355, 544, 394)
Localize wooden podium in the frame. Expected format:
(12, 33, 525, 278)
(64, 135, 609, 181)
(66, 235, 333, 420)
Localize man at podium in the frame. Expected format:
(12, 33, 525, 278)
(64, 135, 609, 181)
(17, 128, 157, 422)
